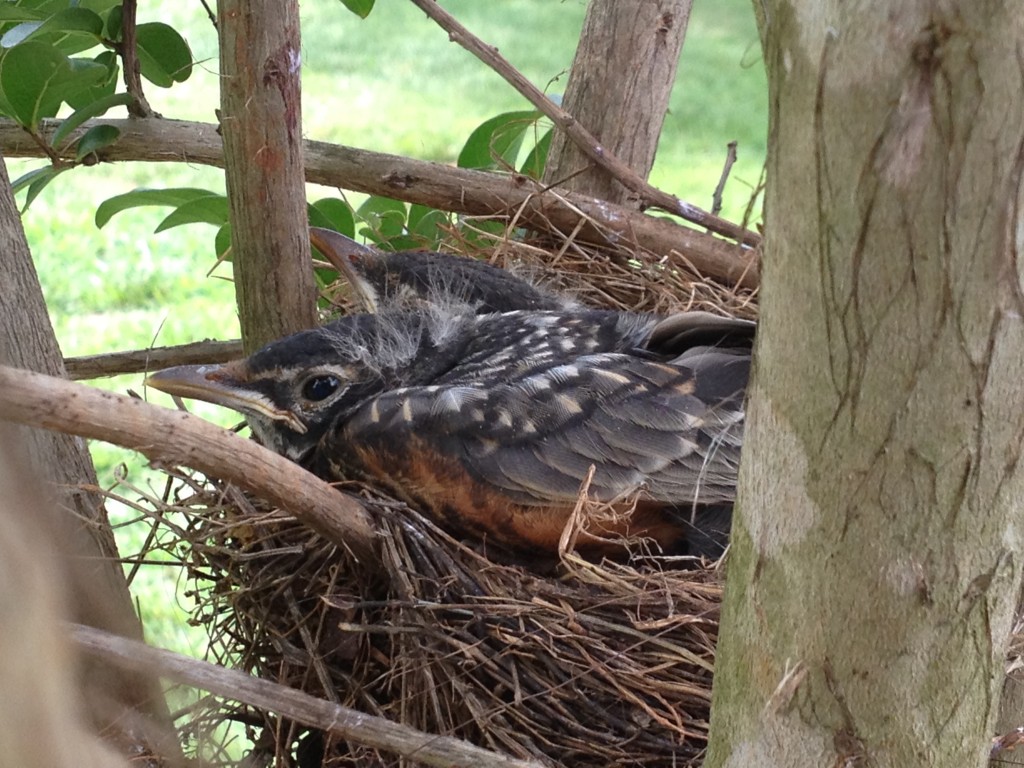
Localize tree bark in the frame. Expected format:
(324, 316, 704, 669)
(707, 3, 1024, 767)
(543, 0, 691, 206)
(0, 154, 176, 761)
(0, 431, 131, 768)
(217, 0, 317, 352)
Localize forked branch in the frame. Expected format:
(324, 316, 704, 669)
(408, 0, 760, 248)
(0, 365, 378, 563)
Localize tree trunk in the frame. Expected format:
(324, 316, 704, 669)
(707, 3, 1024, 767)
(217, 0, 317, 352)
(0, 428, 131, 768)
(0, 154, 176, 762)
(542, 0, 691, 206)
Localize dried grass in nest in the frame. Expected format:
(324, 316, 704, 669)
(493, 232, 757, 319)
(323, 210, 759, 320)
(124, 469, 721, 767)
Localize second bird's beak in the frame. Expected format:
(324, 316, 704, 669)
(145, 363, 308, 434)
(309, 226, 380, 313)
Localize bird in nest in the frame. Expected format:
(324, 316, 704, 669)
(309, 227, 578, 314)
(148, 232, 753, 561)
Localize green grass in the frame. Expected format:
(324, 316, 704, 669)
(12, 0, 766, 665)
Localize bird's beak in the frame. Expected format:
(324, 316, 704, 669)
(145, 362, 308, 434)
(309, 226, 380, 312)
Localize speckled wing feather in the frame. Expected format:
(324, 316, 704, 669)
(338, 347, 748, 509)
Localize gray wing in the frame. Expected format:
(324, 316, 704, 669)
(343, 350, 747, 507)
(644, 311, 756, 357)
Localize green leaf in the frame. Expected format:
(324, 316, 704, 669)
(520, 127, 553, 179)
(0, 86, 12, 118)
(79, 0, 123, 15)
(0, 21, 42, 48)
(356, 195, 407, 245)
(0, 42, 71, 125)
(11, 164, 64, 211)
(339, 0, 375, 18)
(0, 7, 43, 24)
(63, 56, 109, 95)
(407, 204, 446, 248)
(458, 218, 507, 250)
(310, 198, 356, 238)
(11, 164, 54, 194)
(52, 90, 132, 148)
(74, 122, 119, 159)
(0, 40, 109, 127)
(95, 187, 219, 228)
(104, 4, 122, 40)
(22, 165, 64, 210)
(214, 222, 232, 261)
(307, 204, 336, 232)
(1, 8, 105, 56)
(136, 22, 192, 88)
(457, 110, 541, 170)
(48, 7, 103, 34)
(154, 194, 229, 233)
(64, 50, 118, 110)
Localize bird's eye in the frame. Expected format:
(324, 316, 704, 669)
(301, 374, 341, 402)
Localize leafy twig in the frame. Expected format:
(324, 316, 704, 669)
(0, 117, 760, 288)
(407, 0, 760, 248)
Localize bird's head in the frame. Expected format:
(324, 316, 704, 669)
(310, 226, 573, 315)
(146, 311, 467, 462)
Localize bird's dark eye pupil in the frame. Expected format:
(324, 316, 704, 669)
(302, 375, 340, 402)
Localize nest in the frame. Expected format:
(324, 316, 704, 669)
(94, 189, 1024, 767)
(123, 218, 758, 766)
(322, 211, 760, 319)
(130, 473, 721, 767)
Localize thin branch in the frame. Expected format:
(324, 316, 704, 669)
(64, 339, 243, 380)
(198, 0, 218, 29)
(71, 624, 545, 768)
(0, 118, 759, 288)
(22, 124, 63, 165)
(118, 0, 155, 118)
(0, 365, 378, 563)
(712, 141, 738, 217)
(406, 0, 759, 249)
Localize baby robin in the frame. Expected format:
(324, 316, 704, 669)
(148, 299, 752, 560)
(310, 227, 576, 315)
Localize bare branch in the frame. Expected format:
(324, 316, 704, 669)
(72, 624, 545, 768)
(64, 339, 243, 380)
(0, 118, 759, 288)
(0, 365, 378, 563)
(406, 0, 759, 248)
(712, 141, 738, 217)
